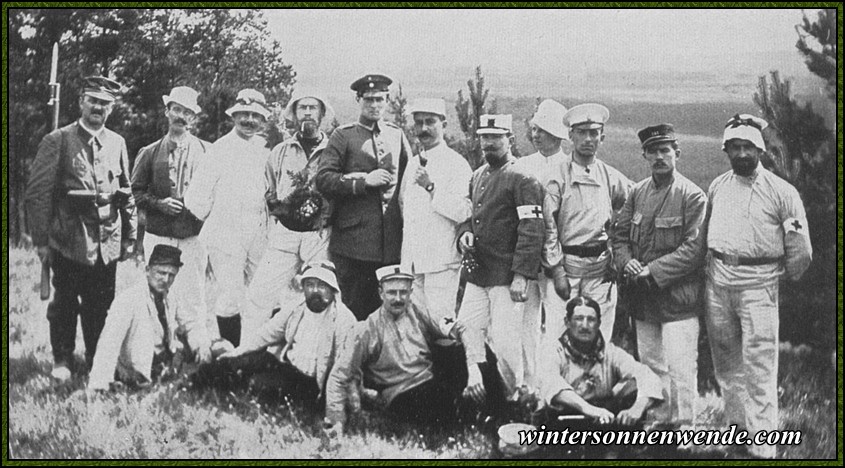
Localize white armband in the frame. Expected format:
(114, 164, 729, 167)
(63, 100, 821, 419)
(517, 205, 543, 220)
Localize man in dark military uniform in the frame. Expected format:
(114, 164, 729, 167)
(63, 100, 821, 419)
(316, 74, 412, 320)
(26, 76, 138, 380)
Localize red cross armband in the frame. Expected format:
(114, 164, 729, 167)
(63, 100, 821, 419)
(517, 205, 543, 220)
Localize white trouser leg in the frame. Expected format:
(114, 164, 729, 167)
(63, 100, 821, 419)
(636, 317, 699, 424)
(489, 285, 526, 397)
(739, 284, 779, 459)
(521, 279, 541, 389)
(705, 281, 746, 428)
(540, 272, 569, 341)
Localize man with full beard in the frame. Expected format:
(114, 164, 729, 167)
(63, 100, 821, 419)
(703, 114, 812, 459)
(131, 86, 212, 364)
(250, 89, 335, 319)
(218, 261, 356, 406)
(185, 89, 271, 347)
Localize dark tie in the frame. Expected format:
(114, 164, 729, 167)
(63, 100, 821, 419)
(154, 296, 171, 354)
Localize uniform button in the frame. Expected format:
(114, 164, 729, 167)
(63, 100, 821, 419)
(480, 186, 485, 190)
(475, 219, 480, 224)
(477, 202, 482, 207)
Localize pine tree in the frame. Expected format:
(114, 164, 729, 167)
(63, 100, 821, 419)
(751, 9, 837, 348)
(454, 66, 490, 170)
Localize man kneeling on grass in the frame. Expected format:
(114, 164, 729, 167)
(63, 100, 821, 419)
(323, 265, 489, 434)
(214, 261, 357, 406)
(88, 245, 212, 391)
(537, 296, 664, 427)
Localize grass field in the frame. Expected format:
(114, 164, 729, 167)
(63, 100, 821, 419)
(7, 247, 839, 460)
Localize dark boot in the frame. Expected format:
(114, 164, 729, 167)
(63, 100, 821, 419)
(217, 315, 242, 347)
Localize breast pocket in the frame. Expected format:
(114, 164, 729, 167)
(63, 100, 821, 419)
(654, 216, 683, 250)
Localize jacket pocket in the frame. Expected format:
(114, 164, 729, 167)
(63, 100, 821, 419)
(654, 216, 683, 250)
(335, 214, 362, 231)
(667, 275, 703, 311)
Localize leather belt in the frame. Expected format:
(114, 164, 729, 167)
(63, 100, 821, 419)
(710, 249, 782, 267)
(561, 243, 607, 258)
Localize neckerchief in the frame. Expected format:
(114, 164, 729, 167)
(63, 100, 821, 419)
(559, 329, 605, 367)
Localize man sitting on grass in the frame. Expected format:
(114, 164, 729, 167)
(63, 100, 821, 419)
(323, 265, 493, 434)
(213, 261, 356, 407)
(88, 245, 211, 391)
(537, 295, 663, 427)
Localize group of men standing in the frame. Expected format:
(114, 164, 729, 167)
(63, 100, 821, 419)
(24, 72, 812, 459)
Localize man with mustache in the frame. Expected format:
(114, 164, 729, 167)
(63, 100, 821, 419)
(513, 98, 570, 388)
(88, 245, 210, 391)
(185, 89, 272, 347)
(26, 76, 137, 381)
(217, 261, 356, 405)
(399, 98, 472, 329)
(131, 86, 212, 364)
(703, 114, 812, 459)
(316, 74, 412, 321)
(324, 265, 482, 433)
(537, 296, 663, 427)
(542, 104, 631, 342)
(249, 89, 335, 321)
(458, 115, 545, 403)
(610, 124, 707, 429)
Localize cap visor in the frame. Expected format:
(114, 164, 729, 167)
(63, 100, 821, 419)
(84, 90, 116, 102)
(642, 136, 676, 148)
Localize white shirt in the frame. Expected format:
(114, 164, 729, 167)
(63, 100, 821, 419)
(707, 163, 811, 288)
(285, 308, 332, 377)
(515, 148, 568, 189)
(400, 142, 472, 274)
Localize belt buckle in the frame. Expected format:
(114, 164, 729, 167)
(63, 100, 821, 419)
(722, 253, 740, 266)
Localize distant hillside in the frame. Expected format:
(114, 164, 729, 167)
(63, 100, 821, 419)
(306, 49, 825, 191)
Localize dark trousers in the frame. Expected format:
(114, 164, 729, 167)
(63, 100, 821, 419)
(192, 351, 320, 405)
(386, 343, 509, 424)
(47, 251, 117, 367)
(536, 381, 641, 430)
(332, 253, 384, 321)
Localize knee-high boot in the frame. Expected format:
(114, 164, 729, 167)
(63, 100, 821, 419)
(217, 315, 242, 347)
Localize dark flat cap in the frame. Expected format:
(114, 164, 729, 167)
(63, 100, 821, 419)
(148, 244, 183, 268)
(350, 74, 392, 94)
(638, 123, 677, 149)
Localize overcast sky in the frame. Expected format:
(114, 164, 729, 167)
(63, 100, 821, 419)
(263, 8, 817, 86)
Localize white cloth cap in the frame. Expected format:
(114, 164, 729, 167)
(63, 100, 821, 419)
(283, 88, 334, 124)
(225, 88, 271, 119)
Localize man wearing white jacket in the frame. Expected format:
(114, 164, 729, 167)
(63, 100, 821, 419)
(185, 89, 271, 346)
(88, 245, 211, 391)
(400, 98, 472, 325)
